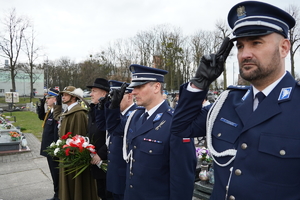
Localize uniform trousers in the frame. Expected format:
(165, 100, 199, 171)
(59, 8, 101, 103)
(46, 155, 59, 198)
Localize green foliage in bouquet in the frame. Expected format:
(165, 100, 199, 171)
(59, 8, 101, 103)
(45, 132, 100, 179)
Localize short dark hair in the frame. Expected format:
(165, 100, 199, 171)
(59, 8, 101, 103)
(149, 82, 163, 94)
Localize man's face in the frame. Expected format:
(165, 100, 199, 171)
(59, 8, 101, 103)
(132, 82, 156, 107)
(46, 97, 56, 107)
(62, 93, 73, 105)
(236, 33, 284, 85)
(90, 87, 107, 104)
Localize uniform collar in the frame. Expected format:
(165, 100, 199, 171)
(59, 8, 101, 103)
(145, 100, 165, 118)
(67, 102, 78, 111)
(121, 103, 135, 116)
(252, 71, 286, 99)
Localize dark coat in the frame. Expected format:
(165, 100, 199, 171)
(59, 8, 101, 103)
(172, 72, 300, 200)
(107, 101, 173, 200)
(88, 104, 107, 180)
(105, 104, 137, 195)
(54, 103, 98, 200)
(37, 104, 60, 197)
(37, 106, 59, 157)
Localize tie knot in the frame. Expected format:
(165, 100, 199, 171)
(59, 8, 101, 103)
(256, 92, 266, 103)
(142, 112, 149, 124)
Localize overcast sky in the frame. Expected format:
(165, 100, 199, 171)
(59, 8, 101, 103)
(1, 0, 299, 85)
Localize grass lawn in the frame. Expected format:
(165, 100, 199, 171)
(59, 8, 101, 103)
(3, 111, 43, 141)
(0, 96, 41, 104)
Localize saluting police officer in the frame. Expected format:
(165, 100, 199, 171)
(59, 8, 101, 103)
(171, 1, 298, 200)
(103, 80, 137, 200)
(37, 88, 60, 200)
(106, 65, 174, 200)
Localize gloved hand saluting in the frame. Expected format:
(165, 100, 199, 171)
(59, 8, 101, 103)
(97, 94, 109, 110)
(39, 96, 46, 107)
(109, 82, 127, 109)
(190, 37, 233, 90)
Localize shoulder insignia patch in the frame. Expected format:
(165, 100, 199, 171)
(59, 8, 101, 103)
(153, 113, 163, 122)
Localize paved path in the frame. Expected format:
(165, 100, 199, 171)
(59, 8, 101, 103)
(0, 133, 202, 200)
(0, 133, 54, 200)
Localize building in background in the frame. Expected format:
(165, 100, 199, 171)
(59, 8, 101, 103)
(0, 69, 44, 97)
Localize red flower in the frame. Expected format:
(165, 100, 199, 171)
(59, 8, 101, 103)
(62, 132, 72, 139)
(65, 148, 70, 156)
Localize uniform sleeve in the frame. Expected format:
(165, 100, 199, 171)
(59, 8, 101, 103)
(97, 144, 108, 160)
(171, 83, 209, 138)
(105, 107, 125, 136)
(170, 134, 197, 200)
(94, 108, 106, 131)
(37, 104, 45, 120)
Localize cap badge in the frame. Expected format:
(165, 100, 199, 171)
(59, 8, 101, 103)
(237, 6, 246, 19)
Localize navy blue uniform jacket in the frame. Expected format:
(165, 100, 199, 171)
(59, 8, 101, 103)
(171, 72, 300, 200)
(107, 101, 175, 200)
(38, 106, 59, 157)
(105, 103, 137, 195)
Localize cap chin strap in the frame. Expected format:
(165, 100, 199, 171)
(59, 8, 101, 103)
(63, 96, 73, 104)
(206, 90, 237, 167)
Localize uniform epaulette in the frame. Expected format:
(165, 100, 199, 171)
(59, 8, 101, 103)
(166, 108, 174, 115)
(227, 85, 251, 90)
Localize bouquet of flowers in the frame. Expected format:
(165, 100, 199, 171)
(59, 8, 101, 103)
(196, 147, 212, 164)
(9, 131, 21, 140)
(46, 132, 105, 178)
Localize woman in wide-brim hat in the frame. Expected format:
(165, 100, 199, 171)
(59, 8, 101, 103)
(54, 85, 98, 200)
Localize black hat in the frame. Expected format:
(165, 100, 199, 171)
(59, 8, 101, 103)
(128, 64, 168, 88)
(45, 88, 59, 98)
(228, 1, 295, 40)
(86, 78, 110, 92)
(108, 80, 133, 93)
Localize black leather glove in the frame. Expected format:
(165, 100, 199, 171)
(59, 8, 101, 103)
(39, 96, 46, 107)
(109, 82, 127, 109)
(190, 37, 233, 90)
(97, 94, 109, 110)
(56, 94, 62, 105)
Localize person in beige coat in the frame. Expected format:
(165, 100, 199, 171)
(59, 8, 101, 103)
(54, 86, 98, 200)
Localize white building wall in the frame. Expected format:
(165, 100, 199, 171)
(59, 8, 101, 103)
(0, 69, 44, 97)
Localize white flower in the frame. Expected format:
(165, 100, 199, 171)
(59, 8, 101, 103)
(56, 139, 62, 146)
(50, 142, 56, 148)
(54, 148, 60, 155)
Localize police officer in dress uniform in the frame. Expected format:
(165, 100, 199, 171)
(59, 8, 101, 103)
(37, 88, 60, 200)
(105, 64, 177, 200)
(102, 80, 137, 200)
(171, 1, 298, 199)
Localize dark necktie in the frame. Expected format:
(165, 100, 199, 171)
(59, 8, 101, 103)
(141, 112, 149, 124)
(256, 92, 266, 104)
